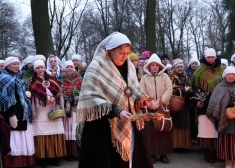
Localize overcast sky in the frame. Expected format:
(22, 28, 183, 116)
(8, 0, 31, 22)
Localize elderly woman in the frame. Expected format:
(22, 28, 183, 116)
(129, 52, 143, 81)
(58, 60, 82, 161)
(0, 57, 35, 168)
(140, 53, 173, 164)
(29, 60, 67, 167)
(46, 54, 65, 78)
(169, 58, 192, 152)
(207, 66, 235, 168)
(192, 48, 223, 163)
(77, 32, 153, 168)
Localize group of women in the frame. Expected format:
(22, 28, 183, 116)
(1, 31, 235, 168)
(0, 54, 84, 167)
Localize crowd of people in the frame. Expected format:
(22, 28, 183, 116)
(0, 31, 235, 168)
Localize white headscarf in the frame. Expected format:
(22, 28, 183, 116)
(221, 58, 229, 67)
(32, 55, 46, 63)
(33, 60, 45, 71)
(4, 57, 20, 68)
(230, 53, 235, 62)
(72, 54, 82, 61)
(222, 66, 235, 78)
(20, 56, 34, 69)
(0, 60, 5, 64)
(93, 32, 132, 60)
(64, 60, 75, 70)
(188, 57, 200, 67)
(204, 48, 216, 58)
(46, 55, 65, 77)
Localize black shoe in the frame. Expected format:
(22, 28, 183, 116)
(160, 155, 169, 163)
(67, 155, 74, 161)
(39, 158, 47, 168)
(50, 158, 61, 166)
(151, 156, 157, 164)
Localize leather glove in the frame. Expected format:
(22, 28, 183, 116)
(120, 111, 132, 121)
(9, 115, 18, 128)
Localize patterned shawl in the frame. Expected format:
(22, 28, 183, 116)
(170, 71, 191, 89)
(77, 50, 145, 161)
(29, 75, 61, 106)
(0, 69, 32, 122)
(58, 71, 82, 96)
(207, 79, 235, 131)
(192, 63, 223, 94)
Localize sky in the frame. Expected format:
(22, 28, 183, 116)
(8, 0, 31, 22)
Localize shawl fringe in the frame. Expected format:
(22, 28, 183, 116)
(77, 102, 112, 122)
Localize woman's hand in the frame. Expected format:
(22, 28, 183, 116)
(120, 111, 132, 121)
(197, 101, 204, 108)
(150, 100, 159, 110)
(9, 115, 18, 128)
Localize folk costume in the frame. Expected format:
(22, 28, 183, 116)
(169, 59, 192, 149)
(77, 32, 153, 168)
(140, 54, 173, 163)
(29, 60, 66, 165)
(206, 66, 235, 164)
(58, 60, 82, 159)
(191, 48, 223, 163)
(0, 57, 35, 168)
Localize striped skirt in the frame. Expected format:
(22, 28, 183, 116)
(172, 128, 192, 148)
(199, 138, 217, 148)
(144, 121, 173, 155)
(66, 140, 79, 156)
(34, 134, 67, 158)
(217, 134, 235, 161)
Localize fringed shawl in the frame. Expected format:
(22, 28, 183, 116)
(77, 50, 145, 161)
(207, 79, 235, 131)
(192, 63, 223, 93)
(29, 75, 61, 106)
(0, 69, 32, 122)
(58, 71, 82, 96)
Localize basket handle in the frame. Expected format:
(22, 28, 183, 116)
(177, 88, 182, 97)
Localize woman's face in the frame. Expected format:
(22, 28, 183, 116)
(0, 63, 4, 72)
(65, 65, 74, 73)
(190, 62, 199, 70)
(35, 65, 45, 76)
(174, 65, 184, 74)
(72, 59, 82, 68)
(7, 62, 20, 73)
(225, 73, 235, 83)
(205, 56, 216, 64)
(149, 62, 160, 73)
(27, 63, 33, 68)
(221, 64, 227, 70)
(109, 45, 132, 66)
(49, 57, 57, 69)
(131, 60, 139, 68)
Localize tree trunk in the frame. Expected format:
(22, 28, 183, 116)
(145, 0, 156, 53)
(31, 0, 54, 58)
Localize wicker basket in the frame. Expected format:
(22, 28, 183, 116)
(226, 107, 235, 119)
(48, 109, 65, 121)
(169, 88, 185, 113)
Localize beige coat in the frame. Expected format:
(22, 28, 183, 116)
(140, 69, 173, 105)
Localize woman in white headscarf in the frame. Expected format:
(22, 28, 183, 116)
(186, 57, 200, 80)
(76, 32, 153, 168)
(46, 54, 65, 78)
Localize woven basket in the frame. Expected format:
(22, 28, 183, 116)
(169, 88, 185, 113)
(48, 109, 65, 121)
(226, 107, 235, 119)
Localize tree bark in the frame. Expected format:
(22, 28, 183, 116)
(31, 0, 54, 58)
(145, 0, 156, 53)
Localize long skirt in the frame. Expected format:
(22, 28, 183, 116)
(63, 111, 79, 155)
(34, 134, 67, 158)
(78, 116, 153, 168)
(3, 123, 35, 167)
(199, 138, 217, 148)
(144, 121, 173, 156)
(172, 128, 192, 148)
(217, 134, 235, 161)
